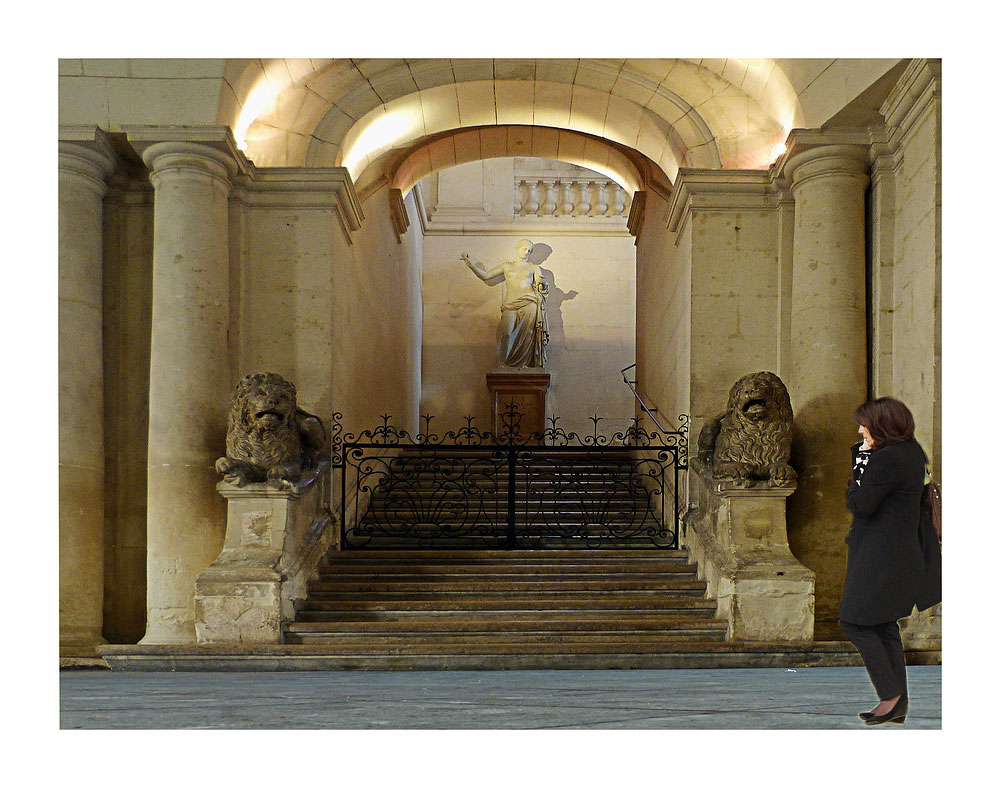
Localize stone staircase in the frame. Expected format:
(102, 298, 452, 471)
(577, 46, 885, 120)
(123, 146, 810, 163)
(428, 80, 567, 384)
(286, 446, 731, 668)
(283, 548, 732, 666)
(97, 451, 873, 671)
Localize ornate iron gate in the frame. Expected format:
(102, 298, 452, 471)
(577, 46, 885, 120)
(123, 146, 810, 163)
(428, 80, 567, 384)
(331, 404, 688, 549)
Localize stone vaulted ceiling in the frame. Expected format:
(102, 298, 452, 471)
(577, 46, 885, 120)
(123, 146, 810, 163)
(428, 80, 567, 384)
(220, 58, 894, 194)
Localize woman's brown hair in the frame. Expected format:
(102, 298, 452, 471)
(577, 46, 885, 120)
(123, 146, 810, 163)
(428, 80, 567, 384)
(855, 397, 915, 447)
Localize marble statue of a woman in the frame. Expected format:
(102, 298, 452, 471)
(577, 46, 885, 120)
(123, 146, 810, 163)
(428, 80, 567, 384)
(461, 239, 549, 368)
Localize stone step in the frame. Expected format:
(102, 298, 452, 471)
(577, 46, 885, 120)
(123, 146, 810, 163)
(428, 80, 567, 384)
(304, 586, 709, 601)
(287, 614, 725, 631)
(99, 642, 874, 672)
(296, 596, 718, 613)
(313, 572, 696, 587)
(339, 538, 679, 550)
(306, 578, 708, 593)
(320, 561, 695, 574)
(324, 549, 688, 561)
(280, 634, 730, 650)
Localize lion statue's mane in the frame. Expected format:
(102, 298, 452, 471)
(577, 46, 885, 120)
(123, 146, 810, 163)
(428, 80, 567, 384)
(215, 372, 326, 489)
(697, 371, 796, 486)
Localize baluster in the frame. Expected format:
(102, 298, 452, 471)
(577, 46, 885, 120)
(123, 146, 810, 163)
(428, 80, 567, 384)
(594, 182, 609, 216)
(576, 181, 591, 216)
(611, 183, 626, 216)
(559, 181, 574, 216)
(514, 181, 523, 215)
(541, 179, 558, 216)
(525, 180, 540, 215)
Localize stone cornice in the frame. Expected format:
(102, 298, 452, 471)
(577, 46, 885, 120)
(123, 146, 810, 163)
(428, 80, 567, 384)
(626, 190, 646, 244)
(126, 129, 365, 245)
(238, 168, 363, 221)
(771, 128, 872, 184)
(389, 188, 410, 243)
(123, 125, 250, 176)
(880, 58, 941, 143)
(58, 125, 119, 186)
(665, 168, 775, 234)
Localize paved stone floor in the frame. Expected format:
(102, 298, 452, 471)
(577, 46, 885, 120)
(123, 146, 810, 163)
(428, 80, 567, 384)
(59, 665, 941, 729)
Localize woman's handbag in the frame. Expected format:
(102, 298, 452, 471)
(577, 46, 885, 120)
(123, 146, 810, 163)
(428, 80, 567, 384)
(916, 480, 942, 610)
(922, 480, 942, 544)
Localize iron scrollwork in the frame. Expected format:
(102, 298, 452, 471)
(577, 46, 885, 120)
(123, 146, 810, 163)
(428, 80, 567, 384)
(332, 403, 688, 549)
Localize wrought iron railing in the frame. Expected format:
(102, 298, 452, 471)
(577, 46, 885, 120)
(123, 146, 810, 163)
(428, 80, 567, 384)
(331, 403, 689, 549)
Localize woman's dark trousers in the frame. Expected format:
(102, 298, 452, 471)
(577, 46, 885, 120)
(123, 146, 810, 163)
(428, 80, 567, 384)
(839, 620, 908, 701)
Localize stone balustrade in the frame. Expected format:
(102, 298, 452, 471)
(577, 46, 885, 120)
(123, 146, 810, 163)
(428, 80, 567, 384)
(514, 177, 630, 218)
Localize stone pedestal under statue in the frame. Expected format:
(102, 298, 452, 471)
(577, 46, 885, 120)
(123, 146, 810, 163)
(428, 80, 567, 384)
(194, 462, 333, 644)
(486, 369, 550, 442)
(684, 459, 815, 642)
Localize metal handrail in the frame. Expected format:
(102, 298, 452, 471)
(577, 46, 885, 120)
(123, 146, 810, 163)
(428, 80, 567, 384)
(621, 363, 669, 435)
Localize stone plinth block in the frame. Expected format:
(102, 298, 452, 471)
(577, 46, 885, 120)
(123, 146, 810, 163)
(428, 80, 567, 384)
(486, 370, 550, 442)
(684, 459, 815, 642)
(195, 462, 333, 644)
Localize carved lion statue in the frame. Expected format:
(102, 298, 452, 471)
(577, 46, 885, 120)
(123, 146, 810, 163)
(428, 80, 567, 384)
(697, 371, 796, 486)
(215, 372, 326, 489)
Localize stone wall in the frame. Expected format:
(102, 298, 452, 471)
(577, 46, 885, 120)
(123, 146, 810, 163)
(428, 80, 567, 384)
(238, 178, 422, 433)
(634, 188, 688, 436)
(886, 64, 942, 479)
(875, 59, 943, 648)
(688, 206, 781, 432)
(101, 183, 153, 643)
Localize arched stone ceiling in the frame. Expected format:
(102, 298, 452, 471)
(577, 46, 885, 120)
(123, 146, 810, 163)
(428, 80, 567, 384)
(223, 59, 805, 186)
(390, 126, 646, 197)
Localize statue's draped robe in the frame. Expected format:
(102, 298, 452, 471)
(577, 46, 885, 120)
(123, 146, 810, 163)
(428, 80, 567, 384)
(498, 276, 549, 367)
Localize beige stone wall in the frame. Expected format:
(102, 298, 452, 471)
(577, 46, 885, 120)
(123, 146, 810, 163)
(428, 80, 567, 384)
(421, 232, 636, 437)
(101, 184, 153, 643)
(873, 60, 942, 650)
(888, 88, 942, 479)
(688, 209, 780, 430)
(634, 189, 687, 433)
(239, 179, 422, 432)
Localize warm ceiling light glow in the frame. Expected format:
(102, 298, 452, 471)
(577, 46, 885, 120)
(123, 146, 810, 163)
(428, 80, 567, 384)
(583, 163, 638, 196)
(342, 108, 422, 180)
(235, 79, 281, 151)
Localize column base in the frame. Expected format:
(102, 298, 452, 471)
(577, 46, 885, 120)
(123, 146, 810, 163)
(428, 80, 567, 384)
(60, 630, 108, 659)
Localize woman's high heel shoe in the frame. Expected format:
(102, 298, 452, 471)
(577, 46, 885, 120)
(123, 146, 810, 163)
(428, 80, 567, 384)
(864, 697, 907, 726)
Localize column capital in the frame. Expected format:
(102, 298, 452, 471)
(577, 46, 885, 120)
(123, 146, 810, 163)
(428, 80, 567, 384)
(59, 126, 118, 196)
(773, 128, 871, 189)
(124, 125, 247, 181)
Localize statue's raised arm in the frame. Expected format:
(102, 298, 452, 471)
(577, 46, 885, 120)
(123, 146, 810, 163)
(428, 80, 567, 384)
(461, 252, 504, 284)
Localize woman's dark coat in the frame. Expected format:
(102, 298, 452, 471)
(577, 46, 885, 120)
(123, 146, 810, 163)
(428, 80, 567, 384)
(840, 438, 939, 625)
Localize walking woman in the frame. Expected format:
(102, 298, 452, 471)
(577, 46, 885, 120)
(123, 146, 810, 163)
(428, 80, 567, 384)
(840, 397, 942, 727)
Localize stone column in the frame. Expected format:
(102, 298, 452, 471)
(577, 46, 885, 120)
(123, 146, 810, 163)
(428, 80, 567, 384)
(138, 139, 238, 644)
(58, 130, 116, 657)
(783, 141, 870, 635)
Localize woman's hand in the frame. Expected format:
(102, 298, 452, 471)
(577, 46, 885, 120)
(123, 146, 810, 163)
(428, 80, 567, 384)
(858, 423, 875, 451)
